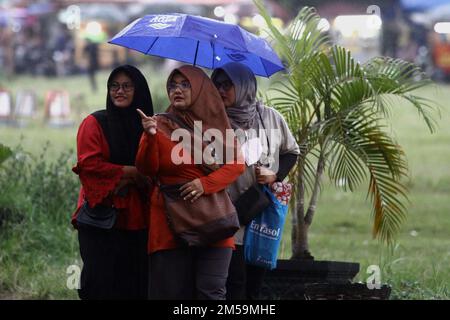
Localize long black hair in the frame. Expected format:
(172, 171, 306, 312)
(95, 65, 153, 165)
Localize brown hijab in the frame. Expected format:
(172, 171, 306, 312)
(157, 65, 240, 171)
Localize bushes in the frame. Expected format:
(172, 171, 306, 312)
(0, 142, 80, 299)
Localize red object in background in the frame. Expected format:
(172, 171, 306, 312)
(432, 33, 450, 75)
(44, 90, 70, 119)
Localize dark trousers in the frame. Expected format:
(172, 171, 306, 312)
(77, 226, 148, 300)
(226, 245, 267, 300)
(149, 247, 232, 300)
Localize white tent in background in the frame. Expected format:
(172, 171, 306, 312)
(0, 90, 13, 123)
(44, 90, 74, 127)
(14, 90, 37, 126)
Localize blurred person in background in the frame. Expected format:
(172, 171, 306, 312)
(53, 26, 75, 76)
(84, 39, 99, 92)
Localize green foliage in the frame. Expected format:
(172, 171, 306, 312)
(0, 21, 447, 298)
(0, 143, 13, 166)
(254, 0, 439, 244)
(0, 143, 80, 299)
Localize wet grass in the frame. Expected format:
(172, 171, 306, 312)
(0, 72, 448, 299)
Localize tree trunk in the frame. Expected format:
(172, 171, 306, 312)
(291, 159, 314, 260)
(291, 150, 325, 260)
(292, 219, 313, 260)
(290, 162, 302, 251)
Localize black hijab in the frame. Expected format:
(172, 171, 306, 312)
(99, 65, 153, 165)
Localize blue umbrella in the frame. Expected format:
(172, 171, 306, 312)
(108, 13, 284, 77)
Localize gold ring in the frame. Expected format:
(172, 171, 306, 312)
(191, 190, 197, 195)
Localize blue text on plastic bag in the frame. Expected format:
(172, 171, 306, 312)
(244, 186, 288, 269)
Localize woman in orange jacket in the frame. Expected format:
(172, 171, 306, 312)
(136, 65, 244, 300)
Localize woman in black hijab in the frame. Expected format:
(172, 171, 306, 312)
(72, 65, 153, 300)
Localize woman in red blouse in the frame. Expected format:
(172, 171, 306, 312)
(136, 65, 245, 300)
(72, 65, 153, 300)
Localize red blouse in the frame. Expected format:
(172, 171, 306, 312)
(71, 115, 148, 230)
(135, 130, 245, 254)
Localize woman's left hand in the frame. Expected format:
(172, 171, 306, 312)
(255, 166, 277, 185)
(180, 178, 204, 202)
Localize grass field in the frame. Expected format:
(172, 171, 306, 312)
(0, 67, 449, 299)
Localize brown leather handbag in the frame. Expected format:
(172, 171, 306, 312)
(159, 183, 240, 246)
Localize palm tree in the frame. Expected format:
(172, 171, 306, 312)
(255, 1, 439, 259)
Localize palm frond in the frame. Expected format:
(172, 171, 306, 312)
(363, 57, 439, 132)
(255, 0, 330, 75)
(322, 105, 409, 241)
(327, 141, 367, 192)
(270, 78, 314, 129)
(331, 46, 364, 80)
(287, 8, 331, 67)
(398, 94, 439, 133)
(368, 168, 408, 243)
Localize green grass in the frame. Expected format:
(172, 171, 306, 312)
(0, 71, 449, 300)
(278, 85, 450, 299)
(0, 64, 170, 159)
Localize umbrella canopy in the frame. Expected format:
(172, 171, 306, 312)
(108, 13, 284, 77)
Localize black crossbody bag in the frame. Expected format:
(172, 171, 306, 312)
(76, 110, 118, 230)
(76, 200, 118, 229)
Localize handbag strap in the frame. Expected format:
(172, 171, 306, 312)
(157, 112, 192, 132)
(256, 106, 271, 161)
(153, 113, 189, 193)
(157, 112, 219, 175)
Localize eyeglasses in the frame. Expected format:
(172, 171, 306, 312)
(108, 82, 134, 92)
(167, 81, 191, 92)
(214, 80, 233, 92)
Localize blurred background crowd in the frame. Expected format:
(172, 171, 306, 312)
(3, 0, 450, 127)
(1, 0, 450, 81)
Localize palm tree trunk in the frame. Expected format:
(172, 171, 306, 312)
(291, 157, 315, 259)
(291, 161, 304, 257)
(291, 150, 325, 260)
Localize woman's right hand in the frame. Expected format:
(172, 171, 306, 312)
(122, 165, 138, 179)
(137, 108, 157, 135)
(114, 166, 145, 194)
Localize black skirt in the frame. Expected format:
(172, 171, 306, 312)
(77, 225, 148, 300)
